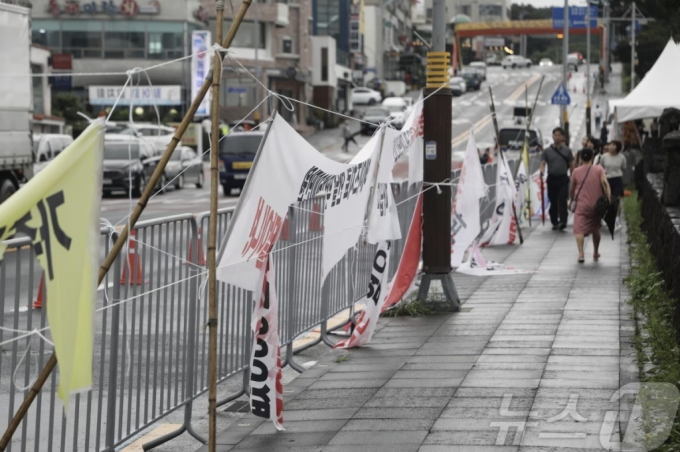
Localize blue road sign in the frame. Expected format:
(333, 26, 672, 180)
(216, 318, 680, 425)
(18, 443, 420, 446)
(552, 6, 598, 29)
(551, 83, 571, 106)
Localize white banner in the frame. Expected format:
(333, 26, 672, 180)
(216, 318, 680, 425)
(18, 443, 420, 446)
(530, 169, 549, 220)
(216, 115, 380, 292)
(250, 258, 284, 430)
(191, 30, 212, 117)
(88, 85, 182, 106)
(479, 153, 518, 246)
(515, 160, 529, 225)
(334, 241, 392, 349)
(395, 94, 424, 188)
(457, 242, 534, 276)
(451, 131, 487, 267)
(367, 127, 402, 243)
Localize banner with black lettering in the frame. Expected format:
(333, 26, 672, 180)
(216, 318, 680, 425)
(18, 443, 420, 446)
(334, 241, 391, 349)
(530, 169, 549, 220)
(367, 127, 402, 243)
(479, 153, 518, 246)
(515, 160, 529, 225)
(451, 131, 487, 267)
(250, 257, 284, 430)
(217, 114, 381, 292)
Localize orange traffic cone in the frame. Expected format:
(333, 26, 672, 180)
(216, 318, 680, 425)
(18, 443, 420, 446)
(120, 230, 144, 285)
(32, 274, 44, 309)
(309, 202, 323, 232)
(186, 226, 206, 265)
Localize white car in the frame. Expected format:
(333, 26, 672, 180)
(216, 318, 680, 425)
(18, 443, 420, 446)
(502, 55, 531, 69)
(382, 97, 411, 129)
(105, 123, 175, 155)
(351, 87, 382, 105)
(469, 61, 487, 80)
(449, 77, 467, 96)
(33, 134, 74, 175)
(539, 58, 554, 67)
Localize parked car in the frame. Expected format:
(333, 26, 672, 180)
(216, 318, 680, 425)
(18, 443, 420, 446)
(460, 71, 483, 91)
(498, 127, 547, 153)
(469, 61, 487, 80)
(104, 123, 175, 156)
(539, 58, 554, 67)
(485, 53, 500, 66)
(32, 134, 73, 175)
(218, 131, 263, 195)
(502, 55, 531, 69)
(165, 146, 205, 189)
(449, 77, 467, 96)
(381, 97, 410, 128)
(360, 107, 390, 135)
(102, 138, 163, 197)
(351, 87, 382, 105)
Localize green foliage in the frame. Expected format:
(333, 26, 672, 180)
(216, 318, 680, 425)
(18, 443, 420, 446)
(510, 4, 553, 20)
(332, 354, 350, 363)
(382, 299, 435, 317)
(52, 93, 89, 136)
(623, 191, 680, 451)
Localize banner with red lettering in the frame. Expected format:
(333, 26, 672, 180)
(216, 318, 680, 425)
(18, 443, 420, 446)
(217, 114, 381, 292)
(530, 169, 549, 220)
(334, 241, 392, 349)
(479, 153, 518, 246)
(250, 257, 284, 430)
(451, 131, 487, 267)
(381, 191, 423, 313)
(404, 95, 424, 188)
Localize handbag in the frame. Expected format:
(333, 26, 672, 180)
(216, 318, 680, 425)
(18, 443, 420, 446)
(570, 164, 592, 213)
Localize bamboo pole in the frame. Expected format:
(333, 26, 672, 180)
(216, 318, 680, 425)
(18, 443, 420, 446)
(0, 1, 253, 449)
(207, 1, 225, 450)
(488, 86, 524, 245)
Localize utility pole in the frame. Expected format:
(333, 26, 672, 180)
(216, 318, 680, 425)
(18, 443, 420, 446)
(418, 0, 460, 311)
(631, 1, 636, 90)
(562, 0, 569, 143)
(604, 0, 610, 83)
(586, 2, 591, 136)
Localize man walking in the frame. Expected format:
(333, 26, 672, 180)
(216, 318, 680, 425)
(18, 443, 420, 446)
(594, 105, 603, 130)
(342, 121, 358, 152)
(540, 127, 574, 230)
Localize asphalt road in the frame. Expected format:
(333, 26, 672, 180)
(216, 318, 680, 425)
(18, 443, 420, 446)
(0, 63, 596, 452)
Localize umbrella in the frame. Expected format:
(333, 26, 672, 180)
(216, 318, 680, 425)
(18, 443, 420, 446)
(603, 199, 619, 239)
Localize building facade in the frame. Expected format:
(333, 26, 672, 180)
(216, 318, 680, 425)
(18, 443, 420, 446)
(363, 0, 412, 82)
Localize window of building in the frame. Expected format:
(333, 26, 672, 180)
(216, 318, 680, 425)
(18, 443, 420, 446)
(62, 20, 103, 58)
(104, 21, 145, 59)
(221, 78, 258, 107)
(147, 22, 184, 59)
(460, 5, 472, 15)
(282, 37, 293, 54)
(220, 20, 266, 49)
(31, 64, 44, 115)
(315, 0, 341, 43)
(321, 47, 328, 82)
(426, 8, 432, 18)
(32, 20, 61, 48)
(479, 4, 503, 16)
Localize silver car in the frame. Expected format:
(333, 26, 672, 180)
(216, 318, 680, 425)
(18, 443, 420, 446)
(164, 146, 205, 189)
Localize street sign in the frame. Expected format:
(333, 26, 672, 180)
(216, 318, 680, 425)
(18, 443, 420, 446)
(551, 83, 571, 106)
(425, 141, 437, 160)
(552, 6, 598, 29)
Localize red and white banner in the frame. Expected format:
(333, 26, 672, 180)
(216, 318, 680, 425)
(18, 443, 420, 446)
(367, 127, 403, 243)
(479, 153, 518, 246)
(217, 115, 381, 292)
(393, 94, 424, 188)
(381, 191, 423, 313)
(250, 258, 284, 430)
(529, 169, 549, 220)
(457, 242, 534, 276)
(451, 131, 487, 267)
(334, 241, 392, 349)
(515, 160, 529, 225)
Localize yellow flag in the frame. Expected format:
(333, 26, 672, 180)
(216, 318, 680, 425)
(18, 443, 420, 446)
(0, 120, 104, 408)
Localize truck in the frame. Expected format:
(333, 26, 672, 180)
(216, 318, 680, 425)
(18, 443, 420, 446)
(0, 2, 33, 203)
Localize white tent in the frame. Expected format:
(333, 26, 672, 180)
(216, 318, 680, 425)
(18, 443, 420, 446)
(609, 39, 680, 122)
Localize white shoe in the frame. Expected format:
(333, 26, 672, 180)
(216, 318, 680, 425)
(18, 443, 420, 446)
(614, 219, 622, 231)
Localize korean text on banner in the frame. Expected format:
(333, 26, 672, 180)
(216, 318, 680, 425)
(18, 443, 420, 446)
(479, 153, 518, 246)
(216, 115, 379, 292)
(530, 169, 549, 220)
(451, 132, 487, 267)
(515, 160, 530, 224)
(191, 30, 212, 117)
(367, 127, 402, 244)
(250, 258, 284, 430)
(403, 95, 424, 187)
(335, 241, 392, 349)
(0, 120, 104, 408)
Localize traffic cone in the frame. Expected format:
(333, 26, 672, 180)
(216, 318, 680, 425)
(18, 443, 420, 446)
(120, 230, 144, 285)
(280, 215, 290, 241)
(309, 201, 323, 232)
(186, 226, 206, 265)
(32, 274, 44, 309)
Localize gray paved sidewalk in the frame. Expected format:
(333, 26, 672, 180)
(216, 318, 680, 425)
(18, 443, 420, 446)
(200, 222, 636, 451)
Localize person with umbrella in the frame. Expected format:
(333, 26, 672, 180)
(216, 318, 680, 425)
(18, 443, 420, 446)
(599, 140, 626, 231)
(569, 148, 612, 263)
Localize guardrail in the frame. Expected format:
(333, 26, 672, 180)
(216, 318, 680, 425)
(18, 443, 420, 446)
(0, 158, 528, 451)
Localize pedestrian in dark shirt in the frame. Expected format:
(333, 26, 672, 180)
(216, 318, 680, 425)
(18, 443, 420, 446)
(540, 127, 574, 231)
(342, 121, 358, 152)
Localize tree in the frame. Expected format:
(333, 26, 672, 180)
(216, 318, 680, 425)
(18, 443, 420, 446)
(52, 93, 89, 137)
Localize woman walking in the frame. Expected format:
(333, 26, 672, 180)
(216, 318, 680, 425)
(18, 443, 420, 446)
(569, 148, 611, 263)
(600, 140, 626, 229)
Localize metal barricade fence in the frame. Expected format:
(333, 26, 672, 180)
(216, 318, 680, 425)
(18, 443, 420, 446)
(0, 157, 531, 451)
